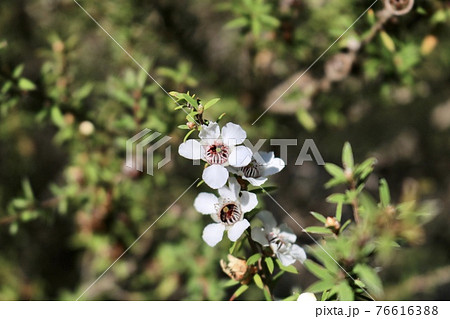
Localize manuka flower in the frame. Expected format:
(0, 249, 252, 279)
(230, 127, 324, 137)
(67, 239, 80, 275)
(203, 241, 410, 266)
(194, 178, 258, 247)
(251, 210, 306, 266)
(178, 122, 252, 189)
(230, 151, 285, 186)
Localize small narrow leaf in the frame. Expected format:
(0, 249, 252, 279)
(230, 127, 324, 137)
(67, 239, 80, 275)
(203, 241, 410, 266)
(265, 257, 274, 274)
(247, 253, 261, 265)
(306, 280, 336, 293)
(379, 178, 391, 207)
(303, 226, 333, 235)
(342, 142, 354, 169)
(204, 98, 220, 110)
(303, 260, 333, 280)
(253, 273, 264, 290)
(18, 78, 36, 91)
(337, 281, 354, 301)
(335, 202, 343, 222)
(231, 284, 249, 300)
(380, 31, 396, 52)
(310, 211, 327, 224)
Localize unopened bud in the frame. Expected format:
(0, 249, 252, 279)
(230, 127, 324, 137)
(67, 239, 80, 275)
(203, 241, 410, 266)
(187, 122, 196, 130)
(79, 121, 95, 136)
(325, 217, 340, 232)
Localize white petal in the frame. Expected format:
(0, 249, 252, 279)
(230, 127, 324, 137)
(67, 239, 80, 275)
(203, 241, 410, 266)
(221, 122, 247, 145)
(194, 192, 219, 215)
(277, 252, 296, 266)
(256, 210, 277, 230)
(218, 177, 239, 201)
(240, 191, 258, 213)
(199, 122, 220, 140)
(243, 176, 268, 186)
(202, 164, 228, 189)
(202, 223, 225, 247)
(257, 151, 274, 164)
(290, 244, 307, 263)
(297, 292, 317, 302)
(178, 139, 202, 160)
(251, 227, 269, 246)
(227, 219, 250, 241)
(228, 146, 252, 167)
(262, 157, 285, 177)
(279, 224, 297, 243)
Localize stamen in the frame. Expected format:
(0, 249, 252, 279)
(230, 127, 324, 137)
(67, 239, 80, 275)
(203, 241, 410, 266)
(205, 142, 229, 165)
(219, 203, 242, 225)
(241, 161, 261, 178)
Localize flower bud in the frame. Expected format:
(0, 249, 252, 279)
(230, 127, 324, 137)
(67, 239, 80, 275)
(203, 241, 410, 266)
(325, 217, 340, 233)
(79, 121, 95, 136)
(187, 122, 196, 130)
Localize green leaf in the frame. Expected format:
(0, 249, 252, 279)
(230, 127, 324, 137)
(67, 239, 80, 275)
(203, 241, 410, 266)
(303, 226, 333, 235)
(222, 279, 240, 287)
(342, 142, 354, 169)
(310, 211, 327, 224)
(303, 260, 333, 280)
(265, 257, 274, 274)
(340, 219, 352, 233)
(306, 280, 336, 293)
(324, 163, 346, 180)
(18, 78, 36, 91)
(22, 179, 34, 200)
(380, 31, 396, 52)
(353, 264, 383, 296)
(247, 253, 261, 265)
(50, 106, 65, 127)
(296, 108, 316, 132)
(283, 293, 300, 301)
(276, 259, 298, 274)
(181, 93, 198, 108)
(326, 193, 346, 204)
(335, 202, 343, 222)
(263, 287, 272, 301)
(204, 98, 220, 110)
(354, 157, 376, 180)
(177, 124, 189, 130)
(225, 17, 249, 29)
(183, 129, 196, 142)
(13, 64, 24, 78)
(253, 273, 264, 290)
(337, 281, 354, 301)
(231, 284, 249, 300)
(379, 178, 391, 207)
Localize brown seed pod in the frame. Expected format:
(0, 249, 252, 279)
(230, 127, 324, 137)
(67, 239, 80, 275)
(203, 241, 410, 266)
(384, 0, 414, 16)
(220, 254, 256, 284)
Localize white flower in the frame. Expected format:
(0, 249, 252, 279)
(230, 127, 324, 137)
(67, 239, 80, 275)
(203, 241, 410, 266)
(297, 292, 317, 302)
(251, 210, 306, 266)
(194, 178, 258, 247)
(229, 151, 285, 186)
(178, 122, 252, 189)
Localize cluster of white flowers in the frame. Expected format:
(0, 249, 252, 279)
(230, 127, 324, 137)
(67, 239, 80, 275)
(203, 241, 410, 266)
(179, 121, 306, 265)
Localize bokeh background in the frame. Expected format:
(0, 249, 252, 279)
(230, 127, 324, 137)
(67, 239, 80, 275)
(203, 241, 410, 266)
(0, 0, 449, 300)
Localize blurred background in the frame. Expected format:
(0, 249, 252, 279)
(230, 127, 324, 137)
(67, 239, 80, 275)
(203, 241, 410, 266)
(0, 0, 449, 300)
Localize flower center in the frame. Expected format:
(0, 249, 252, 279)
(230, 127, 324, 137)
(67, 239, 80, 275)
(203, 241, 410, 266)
(219, 203, 242, 225)
(268, 232, 288, 252)
(205, 142, 229, 165)
(240, 161, 261, 178)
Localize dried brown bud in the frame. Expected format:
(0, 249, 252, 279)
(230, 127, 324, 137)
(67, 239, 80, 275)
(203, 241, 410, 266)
(187, 122, 196, 130)
(220, 254, 256, 284)
(384, 0, 414, 16)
